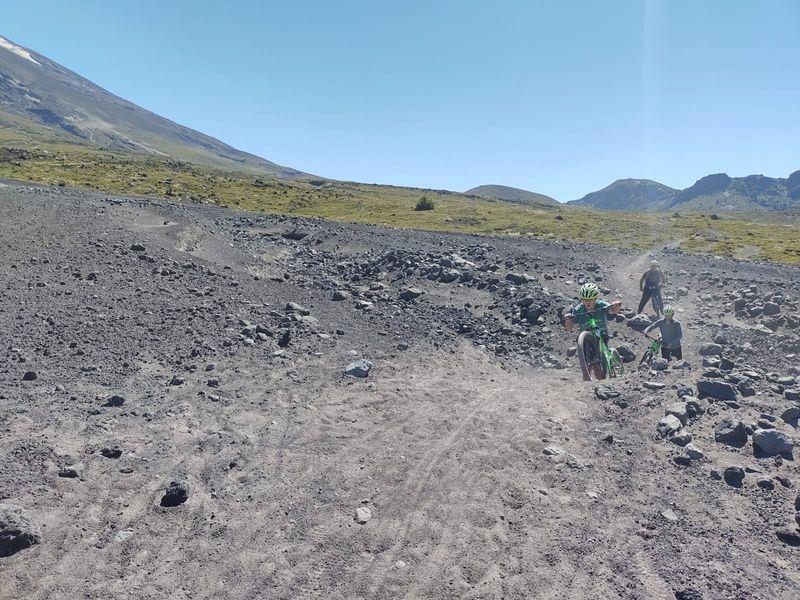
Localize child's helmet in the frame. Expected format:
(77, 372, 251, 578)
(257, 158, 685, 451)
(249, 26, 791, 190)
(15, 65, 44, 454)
(579, 282, 599, 300)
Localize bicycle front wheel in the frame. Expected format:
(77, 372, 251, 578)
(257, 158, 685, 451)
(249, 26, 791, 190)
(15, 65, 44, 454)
(577, 331, 593, 381)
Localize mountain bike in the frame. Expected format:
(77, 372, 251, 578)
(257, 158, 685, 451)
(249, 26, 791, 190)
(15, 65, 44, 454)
(639, 335, 662, 367)
(651, 287, 664, 318)
(576, 315, 624, 381)
(642, 284, 664, 318)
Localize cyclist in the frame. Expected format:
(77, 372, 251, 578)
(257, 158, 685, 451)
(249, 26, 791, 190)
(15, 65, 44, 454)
(643, 305, 683, 360)
(637, 260, 666, 317)
(565, 283, 622, 379)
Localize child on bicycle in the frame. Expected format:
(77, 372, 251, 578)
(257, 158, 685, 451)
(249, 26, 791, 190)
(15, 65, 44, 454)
(565, 283, 623, 378)
(643, 305, 683, 360)
(564, 283, 622, 379)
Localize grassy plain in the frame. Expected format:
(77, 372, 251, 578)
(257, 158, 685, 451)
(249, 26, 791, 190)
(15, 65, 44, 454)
(1, 145, 798, 264)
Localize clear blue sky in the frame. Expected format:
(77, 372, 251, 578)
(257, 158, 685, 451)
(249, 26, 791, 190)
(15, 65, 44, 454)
(3, 1, 799, 200)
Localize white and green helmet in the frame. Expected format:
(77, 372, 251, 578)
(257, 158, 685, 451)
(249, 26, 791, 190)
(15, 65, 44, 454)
(579, 282, 600, 300)
(663, 305, 675, 316)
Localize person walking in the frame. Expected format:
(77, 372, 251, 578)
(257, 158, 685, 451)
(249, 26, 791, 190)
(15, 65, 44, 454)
(643, 305, 683, 360)
(638, 260, 666, 317)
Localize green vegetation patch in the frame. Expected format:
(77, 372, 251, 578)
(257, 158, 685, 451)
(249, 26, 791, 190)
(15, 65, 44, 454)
(1, 145, 798, 264)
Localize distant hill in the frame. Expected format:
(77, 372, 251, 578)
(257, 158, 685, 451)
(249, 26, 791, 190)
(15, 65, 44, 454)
(568, 179, 678, 211)
(569, 172, 800, 212)
(0, 34, 308, 178)
(667, 172, 800, 211)
(464, 184, 559, 206)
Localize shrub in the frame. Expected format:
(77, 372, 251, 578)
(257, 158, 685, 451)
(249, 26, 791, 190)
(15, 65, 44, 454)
(415, 195, 434, 211)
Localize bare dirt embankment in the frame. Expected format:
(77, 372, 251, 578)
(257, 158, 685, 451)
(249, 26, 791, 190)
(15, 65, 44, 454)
(1, 182, 799, 599)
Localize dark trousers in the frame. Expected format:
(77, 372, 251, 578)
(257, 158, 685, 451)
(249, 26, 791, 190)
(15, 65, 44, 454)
(661, 346, 682, 360)
(637, 287, 659, 314)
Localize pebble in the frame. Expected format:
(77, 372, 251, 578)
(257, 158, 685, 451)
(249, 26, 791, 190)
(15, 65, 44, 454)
(644, 381, 666, 390)
(355, 507, 372, 524)
(58, 463, 85, 479)
(345, 359, 372, 378)
(661, 509, 679, 522)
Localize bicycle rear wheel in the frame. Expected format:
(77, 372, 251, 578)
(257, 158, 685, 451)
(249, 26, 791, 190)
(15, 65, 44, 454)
(652, 290, 664, 315)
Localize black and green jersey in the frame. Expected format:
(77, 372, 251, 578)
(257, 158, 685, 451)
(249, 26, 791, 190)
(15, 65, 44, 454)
(570, 300, 611, 335)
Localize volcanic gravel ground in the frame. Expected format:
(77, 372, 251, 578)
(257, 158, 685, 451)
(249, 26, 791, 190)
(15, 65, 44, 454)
(1, 181, 800, 599)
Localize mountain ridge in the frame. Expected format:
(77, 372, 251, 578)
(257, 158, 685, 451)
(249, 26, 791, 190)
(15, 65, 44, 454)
(0, 34, 309, 178)
(567, 172, 800, 212)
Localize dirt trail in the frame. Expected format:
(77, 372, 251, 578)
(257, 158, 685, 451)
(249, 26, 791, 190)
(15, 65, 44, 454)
(1, 184, 799, 599)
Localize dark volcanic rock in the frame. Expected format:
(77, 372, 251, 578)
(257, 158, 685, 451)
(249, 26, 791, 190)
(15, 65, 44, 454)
(399, 287, 423, 301)
(101, 446, 123, 459)
(776, 529, 800, 547)
(723, 466, 745, 487)
(594, 385, 621, 400)
(0, 503, 41, 557)
(160, 480, 190, 507)
(616, 343, 636, 363)
(58, 463, 85, 479)
(674, 587, 704, 600)
(626, 314, 652, 332)
(103, 395, 125, 407)
(697, 380, 737, 401)
(752, 429, 794, 456)
(714, 419, 748, 447)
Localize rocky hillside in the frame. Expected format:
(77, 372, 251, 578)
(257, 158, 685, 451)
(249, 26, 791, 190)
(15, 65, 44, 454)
(569, 179, 679, 211)
(2, 180, 800, 599)
(464, 184, 559, 206)
(570, 172, 800, 212)
(0, 34, 307, 178)
(669, 172, 800, 211)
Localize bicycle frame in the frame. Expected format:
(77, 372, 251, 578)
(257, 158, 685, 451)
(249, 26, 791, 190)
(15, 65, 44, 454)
(577, 315, 624, 380)
(639, 335, 662, 367)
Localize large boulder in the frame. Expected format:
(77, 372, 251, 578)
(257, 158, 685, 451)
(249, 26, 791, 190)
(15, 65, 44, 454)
(699, 343, 724, 356)
(657, 415, 683, 438)
(752, 429, 794, 456)
(505, 273, 533, 285)
(438, 269, 461, 283)
(714, 419, 748, 446)
(399, 287, 423, 301)
(697, 379, 737, 401)
(651, 358, 669, 371)
(616, 343, 636, 363)
(665, 402, 689, 425)
(522, 305, 544, 324)
(626, 314, 652, 332)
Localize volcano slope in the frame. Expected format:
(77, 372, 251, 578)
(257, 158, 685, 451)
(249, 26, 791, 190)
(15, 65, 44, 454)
(1, 181, 800, 600)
